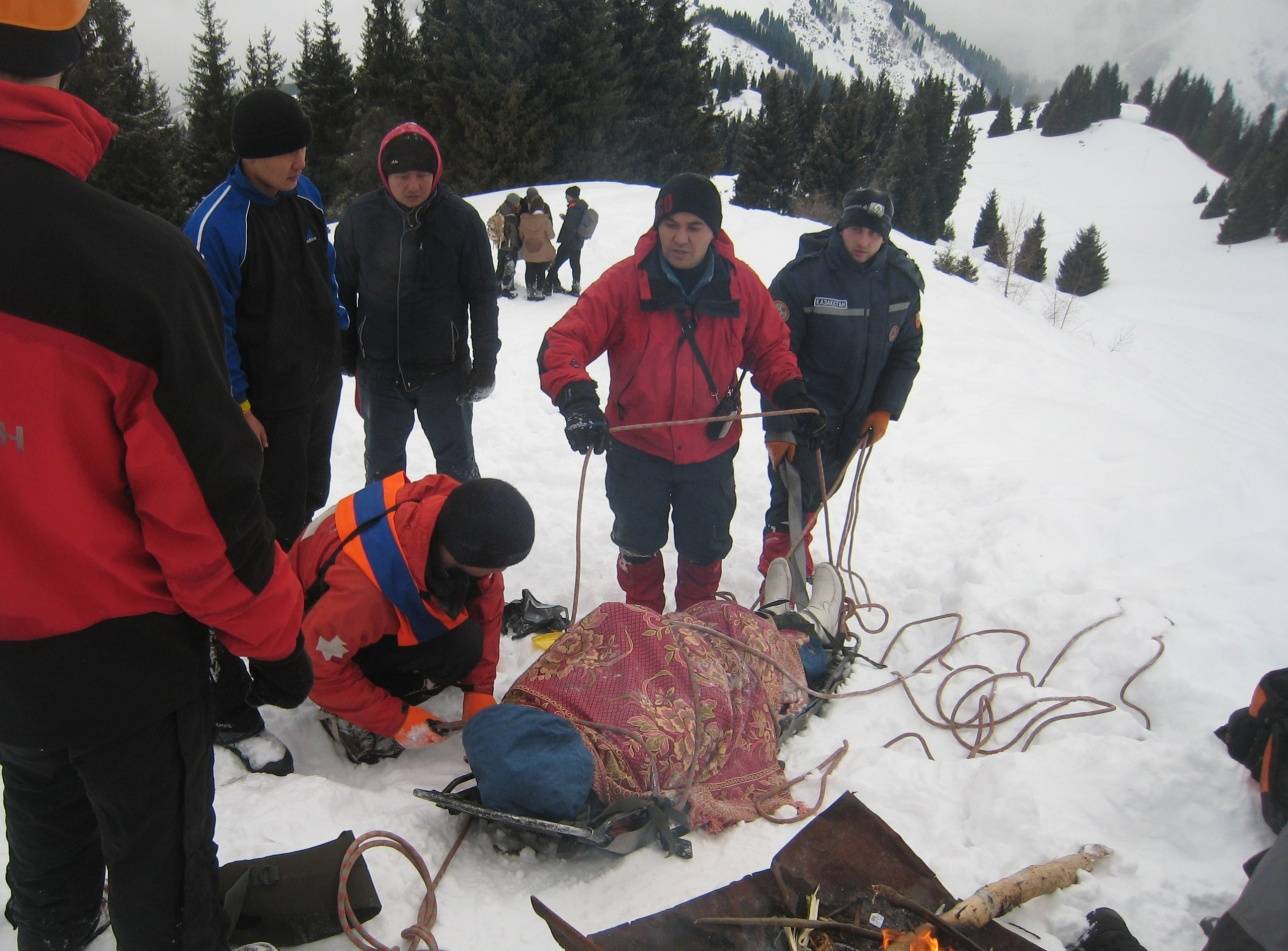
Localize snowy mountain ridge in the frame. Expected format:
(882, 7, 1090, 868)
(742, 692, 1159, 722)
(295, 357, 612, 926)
(701, 0, 985, 102)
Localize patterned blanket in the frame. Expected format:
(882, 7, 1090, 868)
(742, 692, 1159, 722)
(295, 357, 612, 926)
(504, 600, 808, 832)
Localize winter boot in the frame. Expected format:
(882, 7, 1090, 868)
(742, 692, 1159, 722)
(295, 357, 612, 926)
(319, 714, 404, 766)
(617, 550, 665, 612)
(1066, 908, 1148, 951)
(757, 529, 814, 578)
(675, 558, 722, 611)
(800, 563, 845, 646)
(760, 557, 794, 616)
(570, 282, 581, 296)
(215, 725, 294, 776)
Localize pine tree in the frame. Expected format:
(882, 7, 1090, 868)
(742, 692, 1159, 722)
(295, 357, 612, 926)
(420, 0, 630, 193)
(64, 0, 186, 221)
(1219, 113, 1288, 244)
(1193, 184, 1210, 203)
(1056, 225, 1109, 295)
(294, 0, 356, 206)
(984, 225, 1009, 266)
(959, 80, 987, 116)
(936, 113, 975, 236)
(243, 27, 285, 90)
(1014, 213, 1047, 281)
(1275, 203, 1288, 241)
(1133, 76, 1155, 107)
(1200, 180, 1230, 219)
(1016, 100, 1035, 130)
(876, 72, 959, 242)
(734, 71, 798, 212)
(987, 96, 1013, 137)
(608, 0, 717, 181)
(1090, 62, 1124, 121)
(1041, 64, 1095, 136)
(972, 189, 1001, 248)
(181, 0, 239, 204)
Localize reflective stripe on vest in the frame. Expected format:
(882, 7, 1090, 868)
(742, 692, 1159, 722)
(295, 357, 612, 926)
(333, 473, 468, 647)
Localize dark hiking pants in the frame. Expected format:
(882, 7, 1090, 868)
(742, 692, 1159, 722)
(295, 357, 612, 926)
(258, 371, 343, 549)
(360, 367, 479, 485)
(605, 438, 737, 564)
(0, 700, 222, 951)
(549, 238, 584, 286)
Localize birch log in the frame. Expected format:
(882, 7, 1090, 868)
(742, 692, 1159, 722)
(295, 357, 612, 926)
(943, 844, 1112, 928)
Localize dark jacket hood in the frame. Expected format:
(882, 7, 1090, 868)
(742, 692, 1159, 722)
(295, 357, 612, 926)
(376, 121, 444, 197)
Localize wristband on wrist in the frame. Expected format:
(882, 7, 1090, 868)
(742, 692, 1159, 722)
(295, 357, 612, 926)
(239, 399, 251, 413)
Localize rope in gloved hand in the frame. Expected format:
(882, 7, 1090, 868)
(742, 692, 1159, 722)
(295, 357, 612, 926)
(338, 821, 473, 951)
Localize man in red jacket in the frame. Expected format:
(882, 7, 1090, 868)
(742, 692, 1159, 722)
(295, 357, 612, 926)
(0, 4, 312, 947)
(538, 173, 825, 610)
(292, 474, 534, 764)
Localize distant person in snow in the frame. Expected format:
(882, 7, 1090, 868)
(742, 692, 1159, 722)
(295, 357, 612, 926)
(335, 122, 499, 486)
(0, 4, 312, 947)
(461, 561, 846, 831)
(295, 475, 534, 765)
(538, 172, 823, 610)
(184, 86, 348, 777)
(759, 187, 924, 575)
(487, 191, 523, 298)
(546, 184, 591, 296)
(519, 201, 557, 300)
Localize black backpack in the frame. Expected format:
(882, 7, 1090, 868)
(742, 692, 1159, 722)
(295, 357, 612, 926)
(1216, 667, 1288, 833)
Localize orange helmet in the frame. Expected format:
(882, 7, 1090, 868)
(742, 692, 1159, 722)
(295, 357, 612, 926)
(0, 0, 89, 31)
(0, 0, 88, 77)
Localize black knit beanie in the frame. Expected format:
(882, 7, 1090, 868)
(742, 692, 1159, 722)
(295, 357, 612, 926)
(838, 187, 893, 238)
(0, 0, 86, 78)
(654, 172, 722, 235)
(381, 132, 438, 177)
(232, 89, 311, 158)
(433, 479, 535, 571)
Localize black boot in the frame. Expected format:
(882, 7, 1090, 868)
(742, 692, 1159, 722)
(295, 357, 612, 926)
(1067, 909, 1148, 951)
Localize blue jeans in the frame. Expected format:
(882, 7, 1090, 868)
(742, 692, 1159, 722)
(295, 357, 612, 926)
(359, 367, 479, 483)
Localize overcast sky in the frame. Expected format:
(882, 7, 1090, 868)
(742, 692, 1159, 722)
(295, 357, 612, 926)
(134, 0, 1286, 113)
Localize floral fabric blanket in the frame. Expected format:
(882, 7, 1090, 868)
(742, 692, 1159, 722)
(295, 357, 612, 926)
(504, 600, 808, 832)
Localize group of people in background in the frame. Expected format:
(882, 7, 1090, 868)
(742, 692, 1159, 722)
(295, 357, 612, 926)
(1, 1, 923, 944)
(489, 184, 592, 300)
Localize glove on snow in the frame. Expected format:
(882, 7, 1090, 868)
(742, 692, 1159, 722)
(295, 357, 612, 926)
(461, 691, 497, 722)
(248, 635, 314, 709)
(556, 381, 609, 454)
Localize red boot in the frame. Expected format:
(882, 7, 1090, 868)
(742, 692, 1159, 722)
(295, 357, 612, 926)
(617, 551, 665, 612)
(757, 530, 815, 577)
(675, 558, 722, 611)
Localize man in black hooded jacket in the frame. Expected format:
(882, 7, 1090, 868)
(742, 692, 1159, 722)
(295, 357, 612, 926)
(335, 122, 499, 484)
(760, 187, 924, 575)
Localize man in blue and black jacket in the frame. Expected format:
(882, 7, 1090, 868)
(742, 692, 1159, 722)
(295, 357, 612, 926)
(760, 187, 924, 575)
(184, 88, 348, 775)
(184, 88, 349, 553)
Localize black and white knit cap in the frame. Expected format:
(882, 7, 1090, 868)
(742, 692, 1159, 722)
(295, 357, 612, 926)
(839, 187, 893, 237)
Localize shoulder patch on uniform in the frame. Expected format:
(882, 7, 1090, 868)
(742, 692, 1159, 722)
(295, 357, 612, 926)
(813, 296, 848, 309)
(773, 299, 790, 321)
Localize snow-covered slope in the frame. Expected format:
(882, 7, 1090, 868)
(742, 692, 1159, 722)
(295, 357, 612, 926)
(703, 0, 981, 98)
(7, 111, 1285, 951)
(912, 0, 1288, 112)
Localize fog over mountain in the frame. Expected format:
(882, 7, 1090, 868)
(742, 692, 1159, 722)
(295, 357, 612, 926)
(911, 0, 1288, 110)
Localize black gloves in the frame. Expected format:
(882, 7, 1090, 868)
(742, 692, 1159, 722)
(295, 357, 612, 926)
(457, 366, 495, 404)
(772, 379, 828, 451)
(247, 635, 314, 709)
(556, 380, 609, 454)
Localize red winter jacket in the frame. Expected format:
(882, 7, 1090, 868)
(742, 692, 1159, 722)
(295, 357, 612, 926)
(538, 230, 802, 464)
(0, 82, 303, 746)
(290, 475, 504, 736)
